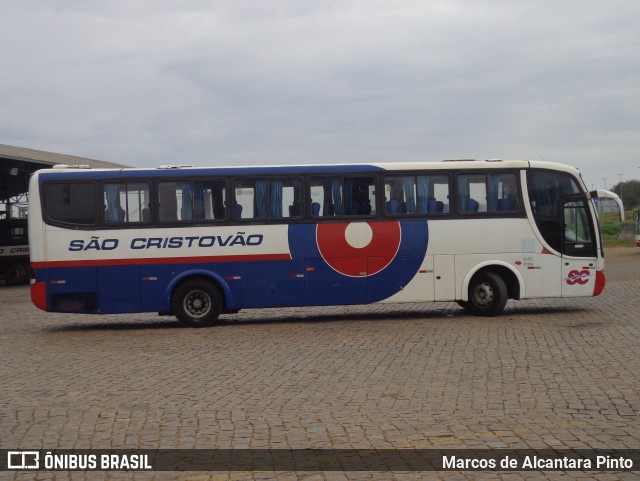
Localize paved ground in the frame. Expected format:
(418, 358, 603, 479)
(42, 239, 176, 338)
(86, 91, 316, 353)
(1, 248, 639, 480)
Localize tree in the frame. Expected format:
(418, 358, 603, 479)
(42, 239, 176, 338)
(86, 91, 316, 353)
(611, 179, 640, 209)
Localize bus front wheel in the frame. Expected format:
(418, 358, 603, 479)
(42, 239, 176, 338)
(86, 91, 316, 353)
(465, 271, 508, 316)
(172, 279, 222, 328)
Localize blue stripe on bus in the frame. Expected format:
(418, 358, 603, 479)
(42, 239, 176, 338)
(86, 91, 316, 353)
(39, 219, 428, 314)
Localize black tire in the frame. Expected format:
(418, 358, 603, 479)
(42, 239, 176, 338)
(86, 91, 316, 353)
(172, 279, 222, 328)
(465, 271, 508, 317)
(5, 264, 28, 285)
(456, 300, 470, 310)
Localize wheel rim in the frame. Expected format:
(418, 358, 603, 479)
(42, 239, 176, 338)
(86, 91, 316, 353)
(472, 281, 494, 308)
(183, 290, 211, 319)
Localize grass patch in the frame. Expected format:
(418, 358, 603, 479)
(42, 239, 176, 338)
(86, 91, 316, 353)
(598, 209, 637, 248)
(602, 235, 636, 248)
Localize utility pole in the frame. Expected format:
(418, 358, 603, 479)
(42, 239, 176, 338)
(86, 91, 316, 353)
(603, 177, 608, 190)
(618, 173, 624, 208)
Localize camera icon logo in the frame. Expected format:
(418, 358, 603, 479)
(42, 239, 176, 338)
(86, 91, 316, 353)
(7, 451, 40, 469)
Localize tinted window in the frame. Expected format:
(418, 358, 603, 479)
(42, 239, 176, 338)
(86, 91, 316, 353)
(527, 169, 580, 218)
(104, 182, 150, 224)
(310, 176, 375, 217)
(564, 199, 596, 257)
(527, 169, 583, 252)
(384, 174, 449, 214)
(45, 183, 97, 225)
(457, 172, 520, 214)
(233, 178, 301, 220)
(158, 180, 226, 222)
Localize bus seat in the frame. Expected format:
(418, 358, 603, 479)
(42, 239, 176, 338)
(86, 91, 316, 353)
(289, 203, 301, 217)
(142, 207, 150, 222)
(386, 199, 399, 214)
(311, 202, 321, 216)
(467, 198, 479, 212)
(427, 198, 437, 213)
(324, 203, 335, 216)
(213, 205, 225, 219)
(234, 204, 243, 219)
(436, 201, 444, 212)
(497, 198, 511, 211)
(106, 207, 126, 223)
(361, 201, 372, 215)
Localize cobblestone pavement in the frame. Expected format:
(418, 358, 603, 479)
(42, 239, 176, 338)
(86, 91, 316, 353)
(1, 248, 639, 480)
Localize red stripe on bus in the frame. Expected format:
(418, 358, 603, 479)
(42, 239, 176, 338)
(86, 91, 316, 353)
(31, 253, 292, 269)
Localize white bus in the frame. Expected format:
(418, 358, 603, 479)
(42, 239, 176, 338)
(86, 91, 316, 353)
(593, 189, 625, 221)
(28, 160, 605, 327)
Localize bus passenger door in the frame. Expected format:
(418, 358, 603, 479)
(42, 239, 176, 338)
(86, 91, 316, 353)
(561, 198, 598, 297)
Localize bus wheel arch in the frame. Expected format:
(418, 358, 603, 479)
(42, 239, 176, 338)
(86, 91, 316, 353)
(460, 263, 523, 316)
(171, 277, 225, 328)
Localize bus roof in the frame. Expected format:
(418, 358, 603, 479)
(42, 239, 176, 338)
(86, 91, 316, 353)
(34, 159, 581, 181)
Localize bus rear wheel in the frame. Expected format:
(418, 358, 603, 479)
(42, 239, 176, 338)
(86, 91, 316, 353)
(172, 279, 222, 328)
(465, 271, 508, 316)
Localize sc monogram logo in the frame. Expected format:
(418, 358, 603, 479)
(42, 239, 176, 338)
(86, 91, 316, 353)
(565, 270, 590, 285)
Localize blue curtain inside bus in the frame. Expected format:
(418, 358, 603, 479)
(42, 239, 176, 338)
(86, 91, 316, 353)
(417, 176, 430, 213)
(458, 177, 469, 212)
(105, 184, 123, 222)
(403, 177, 416, 214)
(181, 182, 193, 220)
(270, 180, 283, 218)
(344, 179, 354, 214)
(332, 180, 343, 215)
(255, 180, 268, 218)
(488, 175, 500, 212)
(194, 182, 205, 220)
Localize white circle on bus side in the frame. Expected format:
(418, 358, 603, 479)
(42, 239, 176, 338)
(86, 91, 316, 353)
(344, 222, 373, 249)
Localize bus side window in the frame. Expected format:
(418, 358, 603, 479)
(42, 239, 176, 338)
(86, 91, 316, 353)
(488, 173, 520, 213)
(45, 182, 98, 226)
(309, 176, 375, 217)
(159, 180, 224, 222)
(272, 179, 301, 219)
(104, 182, 150, 224)
(457, 174, 487, 214)
(384, 174, 449, 215)
(233, 178, 300, 220)
(346, 177, 375, 216)
(309, 178, 339, 217)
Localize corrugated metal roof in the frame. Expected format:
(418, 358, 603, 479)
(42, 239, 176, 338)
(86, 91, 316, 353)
(0, 143, 128, 169)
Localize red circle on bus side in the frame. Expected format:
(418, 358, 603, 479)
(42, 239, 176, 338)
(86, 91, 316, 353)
(315, 221, 402, 277)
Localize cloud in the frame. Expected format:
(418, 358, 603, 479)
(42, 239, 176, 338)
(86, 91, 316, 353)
(1, 0, 639, 186)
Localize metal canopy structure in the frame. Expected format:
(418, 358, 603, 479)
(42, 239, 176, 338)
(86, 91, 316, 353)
(0, 144, 128, 219)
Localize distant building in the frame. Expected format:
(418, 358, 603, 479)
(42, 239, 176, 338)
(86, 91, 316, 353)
(0, 143, 127, 219)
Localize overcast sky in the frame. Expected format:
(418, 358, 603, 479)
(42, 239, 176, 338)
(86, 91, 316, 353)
(2, 0, 639, 189)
